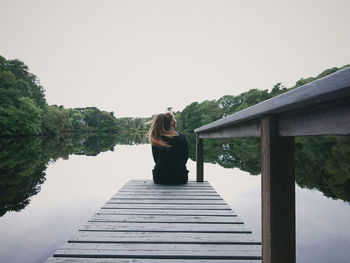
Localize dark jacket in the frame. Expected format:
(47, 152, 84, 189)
(152, 132, 189, 184)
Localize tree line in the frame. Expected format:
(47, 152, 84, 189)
(174, 66, 349, 132)
(0, 55, 149, 136)
(1, 53, 349, 141)
(169, 65, 350, 203)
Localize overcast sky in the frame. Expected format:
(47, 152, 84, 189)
(1, 0, 349, 117)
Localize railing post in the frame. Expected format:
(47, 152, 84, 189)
(261, 115, 295, 263)
(196, 134, 204, 182)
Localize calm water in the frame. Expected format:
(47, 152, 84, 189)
(0, 133, 349, 263)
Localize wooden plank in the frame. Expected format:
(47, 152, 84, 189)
(89, 214, 240, 224)
(261, 115, 295, 263)
(117, 191, 217, 195)
(128, 180, 209, 183)
(124, 183, 212, 188)
(54, 243, 261, 259)
(111, 196, 223, 200)
(97, 209, 236, 216)
(279, 96, 350, 136)
(122, 183, 213, 187)
(102, 204, 231, 210)
(81, 222, 249, 233)
(113, 193, 221, 197)
(119, 188, 215, 192)
(45, 180, 261, 263)
(47, 257, 261, 263)
(121, 183, 213, 187)
(70, 231, 260, 244)
(198, 120, 259, 139)
(106, 199, 226, 204)
(121, 187, 214, 190)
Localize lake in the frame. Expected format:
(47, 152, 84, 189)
(0, 132, 349, 263)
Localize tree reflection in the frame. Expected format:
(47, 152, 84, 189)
(185, 133, 350, 203)
(0, 132, 147, 217)
(1, 132, 348, 217)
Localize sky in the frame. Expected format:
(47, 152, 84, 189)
(1, 0, 349, 117)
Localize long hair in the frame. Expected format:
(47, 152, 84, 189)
(147, 112, 178, 148)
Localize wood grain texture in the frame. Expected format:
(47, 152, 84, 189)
(97, 208, 235, 216)
(106, 199, 226, 204)
(69, 231, 260, 244)
(54, 242, 261, 258)
(81, 222, 247, 232)
(113, 193, 221, 197)
(261, 115, 295, 263)
(102, 204, 232, 210)
(45, 180, 261, 262)
(119, 186, 216, 190)
(198, 120, 259, 139)
(47, 258, 261, 263)
(279, 96, 350, 136)
(46, 257, 261, 263)
(111, 196, 223, 200)
(118, 189, 216, 194)
(89, 214, 241, 224)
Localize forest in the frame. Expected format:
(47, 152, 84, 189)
(1, 54, 349, 208)
(0, 55, 149, 136)
(1, 54, 348, 137)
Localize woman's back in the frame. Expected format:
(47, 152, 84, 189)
(152, 132, 188, 183)
(147, 113, 189, 185)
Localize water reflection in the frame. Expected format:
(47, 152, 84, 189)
(0, 132, 147, 217)
(0, 132, 349, 263)
(185, 133, 350, 203)
(1, 132, 349, 219)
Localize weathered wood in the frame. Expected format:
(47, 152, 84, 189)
(46, 180, 261, 262)
(106, 199, 226, 204)
(279, 96, 350, 136)
(46, 258, 262, 263)
(198, 120, 260, 139)
(114, 191, 220, 198)
(54, 243, 261, 259)
(97, 208, 235, 216)
(89, 214, 240, 224)
(261, 115, 295, 263)
(123, 185, 213, 191)
(111, 196, 223, 200)
(81, 222, 248, 233)
(70, 231, 259, 244)
(122, 183, 212, 188)
(125, 181, 210, 186)
(123, 182, 211, 186)
(118, 189, 217, 193)
(102, 204, 231, 210)
(196, 135, 204, 182)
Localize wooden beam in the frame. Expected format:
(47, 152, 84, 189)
(196, 135, 204, 182)
(198, 120, 260, 139)
(279, 96, 350, 136)
(261, 115, 295, 263)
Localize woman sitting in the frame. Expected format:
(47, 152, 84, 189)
(147, 112, 189, 184)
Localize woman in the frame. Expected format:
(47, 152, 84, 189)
(147, 112, 189, 184)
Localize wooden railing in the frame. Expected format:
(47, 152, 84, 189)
(194, 67, 350, 263)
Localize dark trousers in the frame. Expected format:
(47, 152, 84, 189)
(152, 169, 188, 185)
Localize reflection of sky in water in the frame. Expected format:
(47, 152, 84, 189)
(0, 144, 349, 263)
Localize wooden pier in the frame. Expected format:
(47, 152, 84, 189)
(46, 179, 261, 262)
